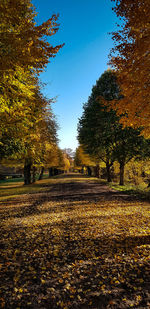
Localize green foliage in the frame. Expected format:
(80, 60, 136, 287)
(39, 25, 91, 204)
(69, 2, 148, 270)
(78, 70, 149, 184)
(78, 71, 119, 162)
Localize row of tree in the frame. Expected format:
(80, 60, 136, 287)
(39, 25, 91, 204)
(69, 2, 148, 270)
(77, 70, 150, 185)
(0, 0, 64, 184)
(76, 0, 150, 185)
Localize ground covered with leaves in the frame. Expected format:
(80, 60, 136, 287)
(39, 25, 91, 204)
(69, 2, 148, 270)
(0, 174, 150, 308)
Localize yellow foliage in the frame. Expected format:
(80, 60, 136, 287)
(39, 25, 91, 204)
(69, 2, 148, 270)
(125, 159, 150, 186)
(74, 145, 96, 167)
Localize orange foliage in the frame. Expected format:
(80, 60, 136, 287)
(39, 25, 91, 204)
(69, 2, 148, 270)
(109, 0, 150, 136)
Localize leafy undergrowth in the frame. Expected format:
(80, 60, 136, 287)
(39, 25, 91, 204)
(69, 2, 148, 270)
(0, 175, 150, 308)
(109, 183, 150, 202)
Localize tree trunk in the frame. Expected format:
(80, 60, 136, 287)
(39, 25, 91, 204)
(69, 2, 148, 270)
(119, 162, 125, 185)
(39, 166, 44, 180)
(49, 167, 54, 177)
(54, 168, 58, 175)
(106, 161, 111, 182)
(87, 166, 92, 176)
(32, 166, 36, 183)
(81, 166, 84, 174)
(24, 158, 32, 185)
(95, 164, 100, 178)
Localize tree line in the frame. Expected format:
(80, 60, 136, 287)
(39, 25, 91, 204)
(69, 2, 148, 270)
(0, 0, 149, 186)
(0, 0, 65, 184)
(76, 70, 150, 185)
(76, 0, 150, 186)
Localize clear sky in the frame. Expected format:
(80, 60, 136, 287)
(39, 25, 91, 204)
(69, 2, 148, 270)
(32, 0, 118, 151)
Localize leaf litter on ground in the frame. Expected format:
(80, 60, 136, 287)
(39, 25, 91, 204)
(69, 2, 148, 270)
(0, 174, 150, 308)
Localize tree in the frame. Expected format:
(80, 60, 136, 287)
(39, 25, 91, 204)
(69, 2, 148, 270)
(74, 146, 93, 167)
(112, 127, 147, 185)
(38, 145, 63, 180)
(78, 71, 120, 182)
(0, 0, 63, 127)
(60, 152, 70, 173)
(62, 148, 74, 170)
(0, 0, 64, 184)
(22, 92, 59, 184)
(63, 148, 75, 159)
(109, 0, 150, 136)
(0, 133, 22, 162)
(0, 0, 64, 73)
(74, 146, 97, 176)
(0, 0, 63, 147)
(78, 70, 147, 184)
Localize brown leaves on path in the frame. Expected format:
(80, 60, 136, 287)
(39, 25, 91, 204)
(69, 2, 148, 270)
(0, 174, 150, 308)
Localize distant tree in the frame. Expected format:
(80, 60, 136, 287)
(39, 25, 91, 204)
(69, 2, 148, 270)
(109, 0, 150, 136)
(62, 153, 71, 173)
(63, 148, 74, 170)
(74, 146, 92, 167)
(74, 145, 96, 175)
(38, 145, 64, 180)
(63, 148, 75, 159)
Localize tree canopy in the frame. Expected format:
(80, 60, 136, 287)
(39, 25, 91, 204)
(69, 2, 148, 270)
(0, 0, 64, 184)
(74, 146, 96, 168)
(109, 0, 150, 136)
(78, 70, 147, 184)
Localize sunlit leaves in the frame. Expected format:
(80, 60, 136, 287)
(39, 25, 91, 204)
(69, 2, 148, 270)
(0, 175, 150, 308)
(74, 146, 96, 168)
(0, 0, 63, 168)
(110, 0, 150, 136)
(0, 0, 64, 72)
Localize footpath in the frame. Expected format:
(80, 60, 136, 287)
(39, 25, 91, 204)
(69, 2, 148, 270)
(0, 173, 150, 309)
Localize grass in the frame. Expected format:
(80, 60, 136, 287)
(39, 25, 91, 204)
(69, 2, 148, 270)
(109, 181, 150, 201)
(0, 177, 56, 201)
(0, 177, 24, 184)
(0, 174, 98, 202)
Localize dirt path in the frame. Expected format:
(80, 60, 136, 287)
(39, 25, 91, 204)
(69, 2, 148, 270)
(0, 173, 150, 309)
(43, 173, 132, 202)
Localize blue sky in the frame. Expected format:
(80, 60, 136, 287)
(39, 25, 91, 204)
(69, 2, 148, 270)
(32, 0, 119, 151)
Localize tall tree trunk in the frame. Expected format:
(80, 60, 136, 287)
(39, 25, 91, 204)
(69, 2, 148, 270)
(106, 161, 111, 182)
(24, 158, 32, 185)
(39, 166, 44, 180)
(119, 161, 125, 185)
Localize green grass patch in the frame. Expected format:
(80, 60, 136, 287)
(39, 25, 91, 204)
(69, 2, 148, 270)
(0, 177, 59, 201)
(109, 181, 150, 201)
